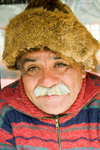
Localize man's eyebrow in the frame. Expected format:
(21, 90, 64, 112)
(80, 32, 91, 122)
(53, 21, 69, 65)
(21, 58, 36, 68)
(53, 56, 61, 59)
(21, 56, 61, 68)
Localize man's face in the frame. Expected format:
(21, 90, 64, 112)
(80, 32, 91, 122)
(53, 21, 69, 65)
(20, 50, 86, 115)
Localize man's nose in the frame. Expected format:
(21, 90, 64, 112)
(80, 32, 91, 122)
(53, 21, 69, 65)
(38, 68, 58, 87)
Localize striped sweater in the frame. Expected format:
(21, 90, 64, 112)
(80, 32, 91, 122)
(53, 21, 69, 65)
(0, 72, 100, 150)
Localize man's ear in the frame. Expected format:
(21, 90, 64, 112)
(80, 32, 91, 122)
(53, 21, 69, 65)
(82, 69, 86, 79)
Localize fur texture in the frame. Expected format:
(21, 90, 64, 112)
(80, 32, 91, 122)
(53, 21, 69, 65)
(2, 0, 100, 71)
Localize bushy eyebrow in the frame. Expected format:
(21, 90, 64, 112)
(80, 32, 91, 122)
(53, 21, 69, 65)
(21, 58, 36, 69)
(53, 56, 61, 59)
(21, 56, 61, 69)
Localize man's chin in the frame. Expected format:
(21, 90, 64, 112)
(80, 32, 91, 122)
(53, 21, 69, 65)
(31, 94, 71, 115)
(42, 108, 67, 116)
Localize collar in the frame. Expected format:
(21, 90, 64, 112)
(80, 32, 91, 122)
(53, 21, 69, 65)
(9, 73, 98, 118)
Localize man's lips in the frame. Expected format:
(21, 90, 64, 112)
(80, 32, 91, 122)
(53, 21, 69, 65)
(39, 95, 65, 100)
(36, 95, 58, 99)
(45, 95, 58, 98)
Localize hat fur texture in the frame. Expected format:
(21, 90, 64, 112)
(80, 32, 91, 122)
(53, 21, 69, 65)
(2, 0, 100, 71)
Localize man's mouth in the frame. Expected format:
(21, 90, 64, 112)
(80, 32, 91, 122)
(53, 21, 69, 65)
(39, 94, 65, 99)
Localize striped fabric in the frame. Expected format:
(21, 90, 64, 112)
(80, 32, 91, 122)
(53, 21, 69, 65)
(0, 72, 100, 150)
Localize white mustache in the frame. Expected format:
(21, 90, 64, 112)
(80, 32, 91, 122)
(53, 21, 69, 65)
(34, 83, 70, 97)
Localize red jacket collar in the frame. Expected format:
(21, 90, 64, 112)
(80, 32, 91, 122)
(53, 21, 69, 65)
(9, 73, 98, 118)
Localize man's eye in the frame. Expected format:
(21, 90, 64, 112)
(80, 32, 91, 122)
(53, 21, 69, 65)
(27, 66, 39, 71)
(55, 63, 67, 68)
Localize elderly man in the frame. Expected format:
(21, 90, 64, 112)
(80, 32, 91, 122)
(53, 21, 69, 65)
(0, 0, 100, 150)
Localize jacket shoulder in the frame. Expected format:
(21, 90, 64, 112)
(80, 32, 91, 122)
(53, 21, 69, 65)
(0, 80, 19, 102)
(87, 72, 100, 87)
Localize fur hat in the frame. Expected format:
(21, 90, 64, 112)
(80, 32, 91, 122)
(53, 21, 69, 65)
(2, 0, 100, 71)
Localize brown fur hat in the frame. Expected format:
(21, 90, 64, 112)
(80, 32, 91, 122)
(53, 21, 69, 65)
(2, 0, 100, 71)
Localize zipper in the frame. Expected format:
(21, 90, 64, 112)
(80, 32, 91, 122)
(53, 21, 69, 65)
(10, 106, 62, 149)
(55, 116, 62, 150)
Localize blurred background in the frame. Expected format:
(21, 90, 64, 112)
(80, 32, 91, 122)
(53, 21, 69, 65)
(0, 0, 100, 89)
